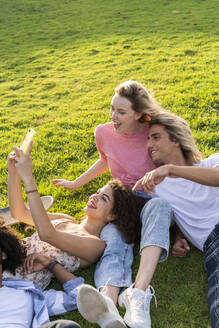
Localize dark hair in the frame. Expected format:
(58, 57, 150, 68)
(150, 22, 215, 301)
(107, 180, 146, 244)
(0, 227, 26, 274)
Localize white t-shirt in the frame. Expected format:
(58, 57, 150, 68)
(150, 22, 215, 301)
(153, 153, 219, 251)
(0, 286, 34, 327)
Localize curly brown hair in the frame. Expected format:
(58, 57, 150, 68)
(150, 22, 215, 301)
(0, 227, 26, 274)
(107, 180, 146, 244)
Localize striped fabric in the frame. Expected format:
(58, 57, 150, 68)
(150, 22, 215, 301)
(2, 276, 84, 328)
(204, 223, 219, 328)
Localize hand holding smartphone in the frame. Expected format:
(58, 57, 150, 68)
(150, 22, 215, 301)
(20, 129, 36, 155)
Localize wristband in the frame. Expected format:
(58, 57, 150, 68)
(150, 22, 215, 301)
(47, 260, 59, 272)
(26, 189, 38, 194)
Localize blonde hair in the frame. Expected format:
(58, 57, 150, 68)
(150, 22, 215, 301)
(115, 80, 163, 123)
(150, 112, 202, 165)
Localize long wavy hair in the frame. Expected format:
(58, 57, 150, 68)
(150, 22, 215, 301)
(107, 180, 146, 244)
(0, 227, 26, 274)
(149, 112, 202, 164)
(115, 80, 164, 123)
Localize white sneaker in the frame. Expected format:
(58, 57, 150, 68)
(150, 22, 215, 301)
(118, 284, 157, 328)
(77, 284, 127, 328)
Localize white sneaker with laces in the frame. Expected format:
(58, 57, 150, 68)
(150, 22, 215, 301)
(77, 284, 127, 328)
(118, 284, 157, 328)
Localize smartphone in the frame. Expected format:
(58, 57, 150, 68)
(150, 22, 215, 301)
(20, 129, 36, 154)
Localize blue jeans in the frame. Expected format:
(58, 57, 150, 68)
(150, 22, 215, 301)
(95, 197, 173, 289)
(204, 223, 219, 328)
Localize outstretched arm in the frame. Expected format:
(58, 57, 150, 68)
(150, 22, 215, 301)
(165, 164, 219, 186)
(52, 158, 108, 190)
(7, 153, 76, 225)
(7, 153, 34, 226)
(13, 146, 106, 264)
(133, 164, 219, 194)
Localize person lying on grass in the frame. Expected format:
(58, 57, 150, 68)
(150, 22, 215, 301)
(0, 226, 82, 328)
(5, 145, 145, 290)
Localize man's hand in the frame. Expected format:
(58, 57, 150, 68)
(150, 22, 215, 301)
(172, 237, 190, 257)
(24, 253, 53, 273)
(133, 165, 173, 194)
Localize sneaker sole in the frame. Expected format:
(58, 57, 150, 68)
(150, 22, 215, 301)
(77, 285, 108, 323)
(77, 285, 127, 328)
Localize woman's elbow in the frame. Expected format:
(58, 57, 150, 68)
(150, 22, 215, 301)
(38, 230, 54, 243)
(89, 245, 106, 263)
(10, 209, 24, 221)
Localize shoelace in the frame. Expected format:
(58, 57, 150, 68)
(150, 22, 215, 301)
(99, 278, 111, 295)
(132, 285, 157, 310)
(148, 285, 157, 308)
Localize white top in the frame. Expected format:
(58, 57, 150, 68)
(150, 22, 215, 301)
(153, 153, 219, 251)
(0, 286, 34, 327)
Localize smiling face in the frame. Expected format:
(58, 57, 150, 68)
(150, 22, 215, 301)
(84, 185, 114, 222)
(148, 124, 180, 164)
(110, 93, 143, 135)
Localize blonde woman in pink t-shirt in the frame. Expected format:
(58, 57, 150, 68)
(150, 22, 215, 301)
(52, 80, 163, 191)
(52, 81, 169, 328)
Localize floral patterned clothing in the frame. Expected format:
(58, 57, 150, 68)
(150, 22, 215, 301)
(3, 219, 82, 289)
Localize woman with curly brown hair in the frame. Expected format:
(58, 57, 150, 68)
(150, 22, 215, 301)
(5, 147, 145, 294)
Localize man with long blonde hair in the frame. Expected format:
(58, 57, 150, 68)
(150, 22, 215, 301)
(133, 112, 219, 328)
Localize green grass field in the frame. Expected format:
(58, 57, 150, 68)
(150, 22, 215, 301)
(0, 0, 218, 327)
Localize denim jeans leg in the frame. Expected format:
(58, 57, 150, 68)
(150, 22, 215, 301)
(140, 198, 173, 262)
(204, 223, 219, 328)
(95, 223, 134, 289)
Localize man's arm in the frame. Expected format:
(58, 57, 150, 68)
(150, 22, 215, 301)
(133, 164, 219, 194)
(167, 165, 219, 186)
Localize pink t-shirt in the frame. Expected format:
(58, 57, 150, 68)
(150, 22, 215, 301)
(95, 122, 155, 190)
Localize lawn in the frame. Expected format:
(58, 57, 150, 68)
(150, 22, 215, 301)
(0, 0, 218, 327)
